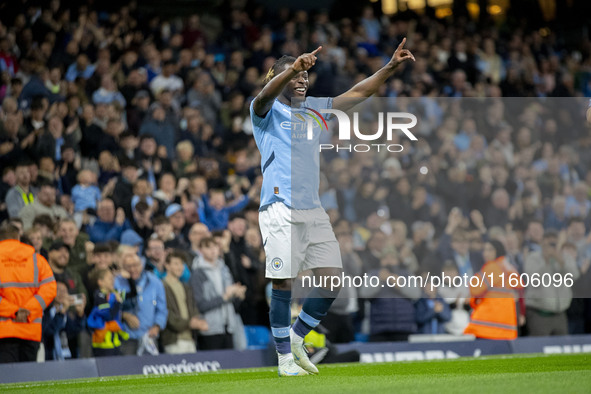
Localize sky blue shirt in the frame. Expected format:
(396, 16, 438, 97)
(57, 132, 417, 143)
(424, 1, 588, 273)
(71, 184, 102, 212)
(250, 97, 332, 210)
(65, 63, 96, 82)
(115, 270, 168, 339)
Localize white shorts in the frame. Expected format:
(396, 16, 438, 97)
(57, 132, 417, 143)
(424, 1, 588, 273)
(259, 202, 342, 279)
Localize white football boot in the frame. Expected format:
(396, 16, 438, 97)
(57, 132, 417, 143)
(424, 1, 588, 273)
(290, 329, 319, 375)
(278, 353, 309, 377)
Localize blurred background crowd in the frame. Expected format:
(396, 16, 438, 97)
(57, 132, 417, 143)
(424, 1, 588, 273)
(1, 0, 591, 361)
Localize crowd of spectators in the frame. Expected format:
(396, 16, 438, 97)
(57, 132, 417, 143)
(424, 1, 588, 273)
(1, 0, 591, 360)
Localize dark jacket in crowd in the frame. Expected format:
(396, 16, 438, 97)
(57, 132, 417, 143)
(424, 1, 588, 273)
(415, 296, 452, 334)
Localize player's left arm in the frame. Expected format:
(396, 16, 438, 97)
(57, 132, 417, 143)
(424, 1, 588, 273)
(333, 37, 415, 112)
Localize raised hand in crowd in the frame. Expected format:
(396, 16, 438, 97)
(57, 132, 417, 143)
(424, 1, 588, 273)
(115, 207, 126, 226)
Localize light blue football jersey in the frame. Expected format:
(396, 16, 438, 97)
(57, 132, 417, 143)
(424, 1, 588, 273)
(250, 97, 332, 210)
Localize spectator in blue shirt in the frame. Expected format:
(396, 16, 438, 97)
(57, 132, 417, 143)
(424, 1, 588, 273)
(65, 54, 96, 82)
(453, 118, 478, 152)
(199, 189, 254, 232)
(86, 199, 131, 243)
(115, 253, 168, 356)
(92, 74, 126, 107)
(71, 170, 102, 213)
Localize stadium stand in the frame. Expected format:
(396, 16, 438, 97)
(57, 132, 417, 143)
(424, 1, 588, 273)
(0, 0, 590, 362)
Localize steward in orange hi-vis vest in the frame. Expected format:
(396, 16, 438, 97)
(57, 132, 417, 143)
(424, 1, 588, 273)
(0, 228, 57, 344)
(464, 240, 522, 340)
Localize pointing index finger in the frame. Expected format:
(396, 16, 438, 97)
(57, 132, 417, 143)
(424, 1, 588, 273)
(397, 37, 407, 50)
(311, 46, 323, 56)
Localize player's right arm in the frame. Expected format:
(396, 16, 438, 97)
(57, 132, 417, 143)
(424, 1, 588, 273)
(252, 47, 322, 118)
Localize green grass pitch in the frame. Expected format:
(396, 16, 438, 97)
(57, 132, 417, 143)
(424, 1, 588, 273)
(2, 353, 590, 393)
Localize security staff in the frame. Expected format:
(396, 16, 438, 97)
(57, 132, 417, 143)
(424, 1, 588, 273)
(5, 162, 35, 218)
(0, 224, 57, 363)
(464, 240, 522, 340)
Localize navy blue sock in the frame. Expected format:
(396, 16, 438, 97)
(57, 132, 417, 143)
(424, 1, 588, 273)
(270, 289, 292, 354)
(292, 288, 337, 339)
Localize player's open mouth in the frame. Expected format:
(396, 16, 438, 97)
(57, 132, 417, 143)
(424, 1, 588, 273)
(295, 87, 306, 94)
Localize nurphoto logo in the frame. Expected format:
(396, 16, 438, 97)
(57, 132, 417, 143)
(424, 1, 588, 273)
(295, 106, 419, 152)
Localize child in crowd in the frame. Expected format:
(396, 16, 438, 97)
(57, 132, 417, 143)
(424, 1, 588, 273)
(87, 268, 129, 357)
(152, 215, 186, 249)
(161, 251, 208, 354)
(81, 243, 117, 314)
(71, 169, 102, 213)
(416, 272, 452, 335)
(199, 189, 252, 231)
(24, 227, 45, 256)
(71, 169, 102, 228)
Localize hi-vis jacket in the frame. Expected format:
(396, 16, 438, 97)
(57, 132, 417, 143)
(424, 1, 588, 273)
(87, 290, 129, 349)
(0, 239, 57, 342)
(464, 256, 521, 340)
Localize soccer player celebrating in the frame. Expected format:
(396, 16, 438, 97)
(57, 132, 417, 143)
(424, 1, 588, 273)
(251, 39, 414, 376)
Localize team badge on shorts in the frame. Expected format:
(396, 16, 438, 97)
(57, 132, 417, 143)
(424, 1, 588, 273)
(271, 257, 283, 271)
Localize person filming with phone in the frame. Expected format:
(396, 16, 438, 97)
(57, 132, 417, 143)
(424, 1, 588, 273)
(42, 281, 86, 360)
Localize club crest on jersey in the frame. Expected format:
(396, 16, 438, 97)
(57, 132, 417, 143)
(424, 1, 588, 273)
(271, 258, 283, 271)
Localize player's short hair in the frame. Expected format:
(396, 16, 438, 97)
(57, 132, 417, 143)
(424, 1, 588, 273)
(264, 55, 297, 84)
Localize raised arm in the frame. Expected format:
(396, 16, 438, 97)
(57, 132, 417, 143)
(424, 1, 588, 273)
(333, 38, 415, 112)
(252, 47, 322, 118)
